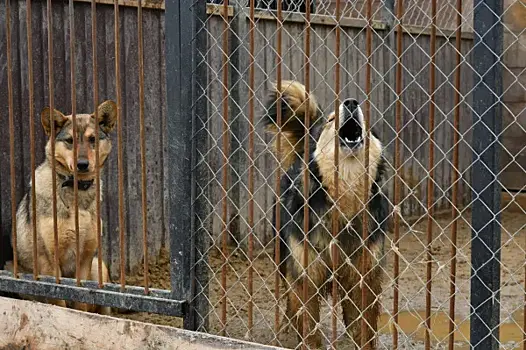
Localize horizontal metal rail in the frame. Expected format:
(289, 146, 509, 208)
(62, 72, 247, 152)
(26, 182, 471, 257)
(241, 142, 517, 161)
(0, 271, 186, 316)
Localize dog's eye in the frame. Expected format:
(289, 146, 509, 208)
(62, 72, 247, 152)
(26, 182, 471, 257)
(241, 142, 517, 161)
(64, 138, 73, 144)
(89, 136, 96, 144)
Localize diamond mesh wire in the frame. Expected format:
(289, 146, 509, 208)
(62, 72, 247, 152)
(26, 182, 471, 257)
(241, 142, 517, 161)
(190, 0, 526, 349)
(207, 0, 475, 30)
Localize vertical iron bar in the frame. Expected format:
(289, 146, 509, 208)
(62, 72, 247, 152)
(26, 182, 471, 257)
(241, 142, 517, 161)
(362, 0, 372, 347)
(393, 0, 404, 350)
(165, 0, 202, 332)
(425, 1, 437, 349)
(331, 0, 341, 348)
(302, 0, 311, 348)
(137, 0, 149, 295)
(47, 0, 60, 283)
(114, 0, 125, 291)
(192, 0, 209, 332)
(448, 0, 462, 349)
(248, 0, 255, 339)
(470, 0, 503, 348)
(92, 0, 103, 288)
(220, 0, 230, 336)
(69, 0, 81, 287)
(274, 0, 283, 344)
(393, 0, 404, 347)
(26, 0, 38, 281)
(6, 0, 17, 278)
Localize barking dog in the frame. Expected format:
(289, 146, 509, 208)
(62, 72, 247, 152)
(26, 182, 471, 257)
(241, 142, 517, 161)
(12, 101, 117, 312)
(263, 81, 390, 349)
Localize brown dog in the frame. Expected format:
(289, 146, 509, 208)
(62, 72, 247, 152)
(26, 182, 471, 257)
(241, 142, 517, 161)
(13, 101, 117, 312)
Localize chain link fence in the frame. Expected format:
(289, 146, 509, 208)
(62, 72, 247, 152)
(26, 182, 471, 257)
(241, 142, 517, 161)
(207, 0, 474, 30)
(186, 0, 526, 349)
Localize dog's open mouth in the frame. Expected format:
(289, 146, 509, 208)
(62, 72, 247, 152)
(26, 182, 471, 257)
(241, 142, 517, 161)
(338, 99, 364, 151)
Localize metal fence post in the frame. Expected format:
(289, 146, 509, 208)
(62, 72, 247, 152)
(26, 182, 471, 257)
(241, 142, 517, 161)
(165, 0, 207, 331)
(470, 0, 503, 348)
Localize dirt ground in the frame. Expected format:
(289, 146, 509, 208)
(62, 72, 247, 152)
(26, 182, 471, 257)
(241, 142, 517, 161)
(115, 208, 526, 350)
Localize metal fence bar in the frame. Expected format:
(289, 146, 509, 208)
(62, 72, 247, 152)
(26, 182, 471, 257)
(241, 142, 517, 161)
(165, 0, 196, 331)
(448, 0, 462, 348)
(192, 0, 209, 333)
(425, 1, 437, 348)
(393, 0, 404, 347)
(247, 0, 255, 339)
(6, 0, 17, 279)
(302, 1, 312, 347)
(330, 0, 341, 347)
(26, 0, 38, 283)
(47, 0, 60, 285)
(0, 272, 185, 315)
(220, 0, 230, 336)
(92, 0, 104, 288)
(470, 0, 503, 348)
(69, 0, 81, 288)
(114, 0, 126, 292)
(362, 0, 372, 347)
(273, 0, 283, 344)
(137, 0, 149, 295)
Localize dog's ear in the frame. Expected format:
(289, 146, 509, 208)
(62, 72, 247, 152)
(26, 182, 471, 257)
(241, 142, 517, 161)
(96, 100, 117, 134)
(41, 107, 68, 136)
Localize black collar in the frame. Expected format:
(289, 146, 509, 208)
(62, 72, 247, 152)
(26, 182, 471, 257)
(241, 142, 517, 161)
(61, 176, 94, 191)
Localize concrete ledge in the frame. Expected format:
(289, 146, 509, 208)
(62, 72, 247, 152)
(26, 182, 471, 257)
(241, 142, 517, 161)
(0, 296, 286, 350)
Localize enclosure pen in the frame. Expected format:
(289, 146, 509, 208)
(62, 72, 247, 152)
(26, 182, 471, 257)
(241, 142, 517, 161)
(220, 0, 230, 336)
(47, 0, 60, 285)
(114, 0, 126, 292)
(393, 0, 404, 348)
(1, 0, 523, 348)
(26, 0, 38, 282)
(449, 0, 462, 349)
(361, 0, 373, 347)
(6, 0, 18, 279)
(425, 1, 437, 349)
(92, 0, 103, 288)
(331, 0, 341, 348)
(302, 1, 312, 348)
(68, 0, 81, 287)
(274, 0, 283, 345)
(138, 0, 150, 295)
(247, 0, 256, 339)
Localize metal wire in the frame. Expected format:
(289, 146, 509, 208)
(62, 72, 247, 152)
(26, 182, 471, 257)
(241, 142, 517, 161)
(424, 1, 437, 348)
(220, 0, 230, 336)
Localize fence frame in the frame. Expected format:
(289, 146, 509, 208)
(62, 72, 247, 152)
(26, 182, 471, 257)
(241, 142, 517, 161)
(470, 0, 504, 348)
(165, 0, 209, 332)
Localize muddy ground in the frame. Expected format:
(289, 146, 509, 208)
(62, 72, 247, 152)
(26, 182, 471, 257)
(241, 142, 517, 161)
(116, 209, 526, 349)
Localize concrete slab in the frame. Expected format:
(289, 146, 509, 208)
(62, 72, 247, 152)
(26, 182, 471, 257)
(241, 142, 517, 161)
(0, 296, 287, 350)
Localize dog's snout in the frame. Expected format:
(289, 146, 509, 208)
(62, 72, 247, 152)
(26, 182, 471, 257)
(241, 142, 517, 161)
(343, 98, 359, 112)
(77, 159, 90, 172)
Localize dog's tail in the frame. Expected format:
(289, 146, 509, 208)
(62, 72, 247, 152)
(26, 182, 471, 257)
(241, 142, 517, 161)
(262, 80, 321, 169)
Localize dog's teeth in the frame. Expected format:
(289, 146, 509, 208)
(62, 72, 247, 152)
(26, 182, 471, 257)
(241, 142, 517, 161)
(345, 137, 352, 143)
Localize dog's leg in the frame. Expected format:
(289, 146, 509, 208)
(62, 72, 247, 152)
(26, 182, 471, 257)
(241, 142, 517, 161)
(72, 252, 94, 312)
(291, 280, 322, 349)
(286, 240, 326, 349)
(37, 255, 67, 308)
(341, 249, 382, 350)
